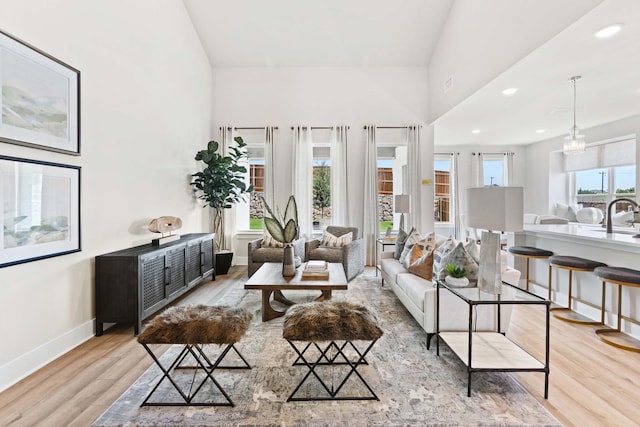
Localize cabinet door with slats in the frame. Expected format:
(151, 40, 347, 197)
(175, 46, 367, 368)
(140, 254, 166, 317)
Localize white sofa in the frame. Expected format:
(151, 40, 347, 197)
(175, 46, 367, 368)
(381, 250, 521, 348)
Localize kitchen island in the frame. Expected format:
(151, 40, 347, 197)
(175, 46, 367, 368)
(510, 223, 640, 342)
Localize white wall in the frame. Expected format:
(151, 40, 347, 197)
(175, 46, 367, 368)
(525, 113, 640, 215)
(211, 66, 432, 262)
(427, 0, 602, 123)
(0, 0, 212, 391)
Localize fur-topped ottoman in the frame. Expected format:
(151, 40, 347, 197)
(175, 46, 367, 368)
(137, 304, 252, 406)
(282, 301, 383, 401)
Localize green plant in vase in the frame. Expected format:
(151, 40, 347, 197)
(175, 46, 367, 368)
(191, 137, 252, 273)
(260, 195, 299, 276)
(444, 263, 469, 287)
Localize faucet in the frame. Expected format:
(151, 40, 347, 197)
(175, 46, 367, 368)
(606, 198, 639, 233)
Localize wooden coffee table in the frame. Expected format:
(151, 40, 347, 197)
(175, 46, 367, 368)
(244, 262, 348, 321)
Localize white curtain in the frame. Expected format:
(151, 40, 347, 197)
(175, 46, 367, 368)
(264, 126, 276, 208)
(407, 125, 421, 231)
(330, 125, 349, 225)
(503, 152, 515, 185)
(471, 152, 484, 187)
(293, 126, 313, 239)
(219, 126, 236, 251)
(363, 125, 378, 266)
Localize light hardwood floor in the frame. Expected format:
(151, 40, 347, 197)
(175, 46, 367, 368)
(1, 266, 639, 427)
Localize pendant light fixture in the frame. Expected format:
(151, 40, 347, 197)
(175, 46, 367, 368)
(563, 76, 586, 155)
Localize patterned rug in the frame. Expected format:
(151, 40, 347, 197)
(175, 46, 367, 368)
(92, 270, 560, 427)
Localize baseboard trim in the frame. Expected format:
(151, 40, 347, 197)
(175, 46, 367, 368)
(0, 319, 95, 392)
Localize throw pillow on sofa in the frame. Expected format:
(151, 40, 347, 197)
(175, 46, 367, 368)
(432, 236, 457, 275)
(418, 232, 437, 252)
(463, 238, 480, 263)
(399, 231, 436, 267)
(408, 248, 434, 280)
(437, 236, 457, 254)
(262, 231, 284, 248)
(320, 230, 352, 247)
(399, 242, 420, 267)
(400, 243, 428, 269)
(405, 229, 423, 247)
(612, 210, 634, 227)
(576, 207, 604, 224)
(394, 227, 414, 259)
(434, 242, 478, 281)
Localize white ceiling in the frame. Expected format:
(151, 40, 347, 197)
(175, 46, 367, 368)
(184, 0, 640, 147)
(435, 0, 640, 146)
(183, 0, 453, 67)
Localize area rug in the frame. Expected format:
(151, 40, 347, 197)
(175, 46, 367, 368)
(93, 271, 560, 427)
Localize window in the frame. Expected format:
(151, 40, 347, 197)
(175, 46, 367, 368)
(482, 154, 504, 186)
(575, 165, 636, 212)
(434, 155, 453, 223)
(312, 145, 331, 231)
(234, 131, 266, 231)
(376, 130, 408, 232)
(567, 138, 636, 214)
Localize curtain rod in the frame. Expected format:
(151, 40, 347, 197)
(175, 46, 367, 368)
(472, 152, 515, 155)
(362, 125, 422, 129)
(219, 126, 278, 130)
(290, 126, 350, 130)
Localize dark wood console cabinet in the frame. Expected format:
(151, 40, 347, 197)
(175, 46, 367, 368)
(95, 233, 215, 336)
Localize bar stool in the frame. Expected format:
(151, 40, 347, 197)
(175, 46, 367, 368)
(508, 246, 553, 291)
(548, 256, 607, 324)
(594, 266, 640, 352)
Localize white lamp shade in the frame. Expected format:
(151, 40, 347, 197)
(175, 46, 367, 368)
(394, 194, 410, 214)
(466, 187, 524, 232)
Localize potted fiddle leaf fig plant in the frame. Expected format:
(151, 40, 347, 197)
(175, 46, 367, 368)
(444, 263, 469, 287)
(260, 194, 299, 276)
(191, 136, 252, 274)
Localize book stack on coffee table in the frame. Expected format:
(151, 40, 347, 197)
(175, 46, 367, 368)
(302, 260, 330, 280)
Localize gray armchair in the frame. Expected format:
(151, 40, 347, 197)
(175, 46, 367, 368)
(247, 237, 305, 277)
(305, 226, 365, 281)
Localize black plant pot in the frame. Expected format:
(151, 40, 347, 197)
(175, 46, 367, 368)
(215, 251, 233, 275)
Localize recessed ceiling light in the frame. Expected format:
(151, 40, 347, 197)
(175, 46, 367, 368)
(595, 24, 623, 38)
(536, 129, 545, 134)
(471, 129, 481, 134)
(502, 88, 518, 96)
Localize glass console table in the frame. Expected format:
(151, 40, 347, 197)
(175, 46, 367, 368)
(436, 280, 550, 398)
(375, 237, 396, 278)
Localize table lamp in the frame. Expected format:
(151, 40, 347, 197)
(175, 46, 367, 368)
(465, 187, 524, 294)
(395, 194, 410, 230)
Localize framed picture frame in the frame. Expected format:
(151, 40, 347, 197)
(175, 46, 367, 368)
(0, 29, 80, 155)
(1, 155, 81, 268)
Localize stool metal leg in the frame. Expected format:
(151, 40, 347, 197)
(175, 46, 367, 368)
(179, 343, 251, 370)
(617, 284, 623, 331)
(550, 266, 601, 325)
(596, 281, 640, 352)
(287, 339, 379, 402)
(141, 343, 239, 406)
(601, 280, 606, 325)
(548, 264, 552, 301)
(292, 341, 370, 367)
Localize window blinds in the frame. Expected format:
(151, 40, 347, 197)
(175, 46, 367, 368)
(563, 137, 636, 172)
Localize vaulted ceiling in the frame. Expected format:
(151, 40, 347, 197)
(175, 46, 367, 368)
(184, 0, 640, 146)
